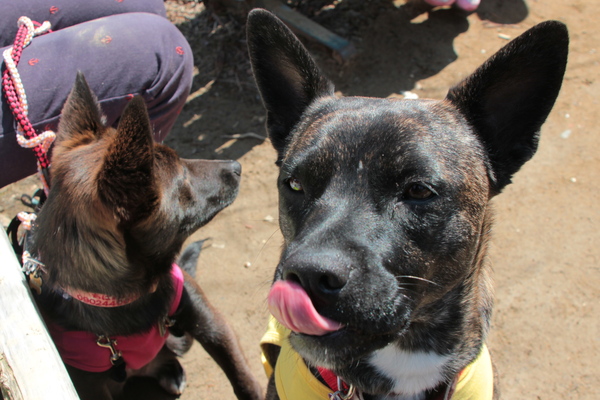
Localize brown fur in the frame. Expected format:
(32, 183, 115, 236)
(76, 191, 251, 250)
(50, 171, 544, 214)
(30, 73, 262, 400)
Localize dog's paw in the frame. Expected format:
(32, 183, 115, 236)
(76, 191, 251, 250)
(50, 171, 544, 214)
(156, 358, 187, 396)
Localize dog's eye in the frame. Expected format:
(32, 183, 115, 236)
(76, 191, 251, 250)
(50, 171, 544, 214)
(404, 183, 436, 201)
(287, 177, 303, 192)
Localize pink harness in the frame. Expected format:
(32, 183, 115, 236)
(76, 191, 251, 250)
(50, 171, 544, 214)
(47, 264, 185, 372)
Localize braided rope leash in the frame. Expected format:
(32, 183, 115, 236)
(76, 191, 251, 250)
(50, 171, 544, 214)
(17, 211, 37, 231)
(2, 16, 54, 194)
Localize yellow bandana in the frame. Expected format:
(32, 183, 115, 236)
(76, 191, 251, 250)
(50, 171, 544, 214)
(261, 316, 494, 400)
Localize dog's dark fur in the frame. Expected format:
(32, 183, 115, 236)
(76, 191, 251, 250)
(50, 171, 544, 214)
(30, 73, 262, 400)
(247, 10, 568, 400)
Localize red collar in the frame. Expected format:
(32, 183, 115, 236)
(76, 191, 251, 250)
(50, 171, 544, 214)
(316, 366, 457, 400)
(317, 367, 352, 396)
(61, 280, 159, 307)
(62, 287, 141, 307)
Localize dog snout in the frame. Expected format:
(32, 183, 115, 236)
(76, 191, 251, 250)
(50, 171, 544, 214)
(281, 250, 352, 306)
(184, 159, 241, 179)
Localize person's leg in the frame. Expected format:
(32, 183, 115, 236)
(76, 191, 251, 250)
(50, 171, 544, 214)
(0, 12, 193, 187)
(0, 0, 167, 47)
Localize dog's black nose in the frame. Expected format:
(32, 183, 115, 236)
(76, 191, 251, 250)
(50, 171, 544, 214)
(216, 160, 241, 177)
(228, 160, 242, 177)
(217, 160, 242, 184)
(281, 249, 351, 306)
(285, 269, 346, 294)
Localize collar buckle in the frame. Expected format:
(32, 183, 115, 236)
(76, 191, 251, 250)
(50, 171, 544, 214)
(22, 250, 46, 294)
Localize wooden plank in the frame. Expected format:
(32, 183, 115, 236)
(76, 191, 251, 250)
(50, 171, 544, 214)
(0, 229, 80, 399)
(259, 0, 357, 60)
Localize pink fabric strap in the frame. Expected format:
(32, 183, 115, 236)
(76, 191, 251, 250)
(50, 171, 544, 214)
(47, 264, 185, 372)
(64, 289, 141, 307)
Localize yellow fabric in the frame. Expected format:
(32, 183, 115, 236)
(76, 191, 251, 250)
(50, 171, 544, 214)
(260, 315, 494, 400)
(261, 317, 332, 399)
(454, 341, 494, 400)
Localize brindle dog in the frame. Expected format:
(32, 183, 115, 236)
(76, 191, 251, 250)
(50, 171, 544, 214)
(247, 9, 568, 400)
(30, 73, 262, 400)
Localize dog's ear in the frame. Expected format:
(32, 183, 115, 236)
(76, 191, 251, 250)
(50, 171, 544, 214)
(57, 72, 105, 144)
(446, 21, 568, 192)
(98, 96, 158, 224)
(247, 9, 335, 161)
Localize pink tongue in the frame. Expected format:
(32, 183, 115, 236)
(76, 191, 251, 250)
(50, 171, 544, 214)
(268, 280, 343, 336)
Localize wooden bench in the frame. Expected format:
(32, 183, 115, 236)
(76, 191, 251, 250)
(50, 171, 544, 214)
(0, 228, 79, 399)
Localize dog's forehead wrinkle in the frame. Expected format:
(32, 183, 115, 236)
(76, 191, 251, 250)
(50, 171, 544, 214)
(290, 100, 483, 176)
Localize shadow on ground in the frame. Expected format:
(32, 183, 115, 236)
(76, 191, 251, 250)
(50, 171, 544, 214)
(164, 0, 528, 163)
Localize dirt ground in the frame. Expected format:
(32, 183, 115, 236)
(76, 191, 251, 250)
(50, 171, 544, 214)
(1, 0, 598, 399)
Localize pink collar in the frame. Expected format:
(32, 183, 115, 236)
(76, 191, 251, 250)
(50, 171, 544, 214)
(63, 288, 141, 307)
(61, 279, 160, 308)
(47, 264, 185, 372)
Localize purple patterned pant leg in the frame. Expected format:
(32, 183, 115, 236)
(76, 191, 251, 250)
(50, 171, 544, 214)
(0, 11, 193, 187)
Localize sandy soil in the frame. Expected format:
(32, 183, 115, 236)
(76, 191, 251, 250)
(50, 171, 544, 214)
(1, 0, 597, 399)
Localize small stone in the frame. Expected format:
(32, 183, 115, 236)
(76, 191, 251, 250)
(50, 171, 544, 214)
(401, 91, 419, 99)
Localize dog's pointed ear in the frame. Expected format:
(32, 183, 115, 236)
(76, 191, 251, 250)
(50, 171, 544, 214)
(98, 96, 158, 224)
(247, 9, 335, 162)
(58, 72, 105, 144)
(446, 21, 568, 192)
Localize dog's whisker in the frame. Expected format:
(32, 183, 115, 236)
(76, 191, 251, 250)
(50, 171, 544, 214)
(253, 227, 282, 264)
(396, 275, 441, 287)
(396, 288, 419, 298)
(395, 292, 418, 306)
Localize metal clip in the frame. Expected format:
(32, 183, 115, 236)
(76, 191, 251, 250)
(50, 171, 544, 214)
(22, 251, 45, 275)
(329, 378, 357, 400)
(159, 316, 176, 337)
(96, 335, 123, 365)
(22, 251, 45, 295)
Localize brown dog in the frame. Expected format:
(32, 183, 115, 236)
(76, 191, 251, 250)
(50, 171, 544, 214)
(247, 9, 568, 400)
(28, 73, 262, 400)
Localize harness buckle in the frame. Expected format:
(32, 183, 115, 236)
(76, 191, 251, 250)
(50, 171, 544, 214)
(96, 335, 123, 365)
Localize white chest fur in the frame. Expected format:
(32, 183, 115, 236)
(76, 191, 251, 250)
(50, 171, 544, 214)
(367, 345, 451, 400)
